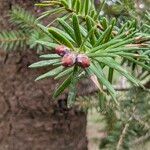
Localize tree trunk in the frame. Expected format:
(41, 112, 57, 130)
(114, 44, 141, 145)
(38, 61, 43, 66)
(0, 1, 87, 150)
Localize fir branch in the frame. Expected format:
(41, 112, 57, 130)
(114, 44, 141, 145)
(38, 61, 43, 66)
(116, 116, 133, 150)
(10, 6, 39, 31)
(0, 31, 28, 51)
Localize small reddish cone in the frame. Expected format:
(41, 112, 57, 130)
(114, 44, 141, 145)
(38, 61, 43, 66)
(55, 45, 69, 56)
(61, 53, 76, 67)
(76, 54, 90, 68)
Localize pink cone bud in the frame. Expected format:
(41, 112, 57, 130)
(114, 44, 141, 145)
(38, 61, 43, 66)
(76, 54, 90, 68)
(61, 53, 76, 67)
(55, 45, 69, 56)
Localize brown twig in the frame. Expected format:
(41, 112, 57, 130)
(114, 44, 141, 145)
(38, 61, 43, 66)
(116, 116, 133, 150)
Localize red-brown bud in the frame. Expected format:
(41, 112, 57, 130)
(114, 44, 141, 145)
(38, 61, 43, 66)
(76, 54, 90, 68)
(61, 53, 76, 67)
(55, 45, 69, 56)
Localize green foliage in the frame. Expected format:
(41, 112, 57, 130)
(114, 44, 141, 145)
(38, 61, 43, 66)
(74, 87, 150, 149)
(0, 1, 150, 108)
(30, 6, 149, 105)
(35, 0, 97, 20)
(10, 6, 38, 31)
(0, 2, 150, 148)
(0, 30, 27, 51)
(0, 6, 45, 52)
(99, 88, 150, 150)
(121, 11, 150, 84)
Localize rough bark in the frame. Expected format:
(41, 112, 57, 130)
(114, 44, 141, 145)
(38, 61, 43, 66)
(0, 0, 88, 150)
